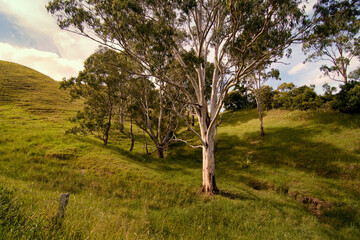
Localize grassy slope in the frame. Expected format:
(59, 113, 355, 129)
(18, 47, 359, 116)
(0, 60, 81, 115)
(0, 61, 360, 239)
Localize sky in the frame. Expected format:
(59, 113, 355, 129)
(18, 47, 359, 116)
(0, 0, 357, 93)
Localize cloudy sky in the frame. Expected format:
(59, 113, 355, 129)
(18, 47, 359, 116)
(0, 0, 356, 93)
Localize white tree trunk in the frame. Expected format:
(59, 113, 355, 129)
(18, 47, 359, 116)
(255, 94, 264, 137)
(199, 114, 218, 193)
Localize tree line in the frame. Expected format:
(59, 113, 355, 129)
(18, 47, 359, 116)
(224, 81, 360, 113)
(48, 0, 359, 195)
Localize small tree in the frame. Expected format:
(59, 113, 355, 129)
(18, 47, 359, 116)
(128, 77, 184, 158)
(303, 0, 360, 84)
(248, 68, 280, 136)
(275, 82, 295, 110)
(322, 82, 337, 107)
(61, 47, 128, 146)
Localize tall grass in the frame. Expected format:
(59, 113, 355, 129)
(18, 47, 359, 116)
(1, 61, 360, 239)
(1, 104, 359, 239)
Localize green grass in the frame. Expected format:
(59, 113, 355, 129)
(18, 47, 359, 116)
(1, 61, 360, 239)
(0, 60, 82, 116)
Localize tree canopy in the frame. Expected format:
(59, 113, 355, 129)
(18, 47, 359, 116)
(303, 0, 360, 84)
(60, 47, 129, 145)
(48, 0, 311, 194)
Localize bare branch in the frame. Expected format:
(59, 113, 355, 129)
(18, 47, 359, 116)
(173, 135, 203, 148)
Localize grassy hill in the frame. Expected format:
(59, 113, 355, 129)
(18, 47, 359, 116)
(0, 60, 81, 115)
(0, 61, 360, 239)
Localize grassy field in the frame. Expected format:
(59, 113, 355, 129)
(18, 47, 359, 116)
(0, 61, 360, 239)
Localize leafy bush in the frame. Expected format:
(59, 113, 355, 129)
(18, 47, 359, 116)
(332, 81, 360, 113)
(291, 86, 319, 110)
(224, 87, 255, 111)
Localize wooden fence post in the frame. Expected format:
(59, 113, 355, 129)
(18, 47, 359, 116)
(56, 193, 70, 220)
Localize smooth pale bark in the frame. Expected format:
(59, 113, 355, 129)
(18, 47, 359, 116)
(200, 123, 217, 193)
(197, 96, 219, 193)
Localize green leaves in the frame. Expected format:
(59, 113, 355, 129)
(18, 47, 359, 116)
(229, 0, 306, 65)
(332, 81, 360, 113)
(303, 0, 360, 83)
(60, 47, 131, 145)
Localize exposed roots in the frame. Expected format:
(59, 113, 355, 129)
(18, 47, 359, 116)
(198, 185, 219, 196)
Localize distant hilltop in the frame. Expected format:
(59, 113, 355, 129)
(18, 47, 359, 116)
(0, 60, 81, 114)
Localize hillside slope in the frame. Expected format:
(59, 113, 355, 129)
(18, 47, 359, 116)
(0, 61, 360, 239)
(0, 60, 80, 113)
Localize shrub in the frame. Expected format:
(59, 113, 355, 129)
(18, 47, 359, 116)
(332, 81, 360, 113)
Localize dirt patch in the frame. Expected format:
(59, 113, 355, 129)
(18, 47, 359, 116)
(247, 180, 348, 218)
(288, 191, 345, 216)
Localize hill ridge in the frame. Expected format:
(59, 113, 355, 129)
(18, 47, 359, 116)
(0, 60, 80, 113)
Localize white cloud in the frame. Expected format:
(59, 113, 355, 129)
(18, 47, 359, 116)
(0, 42, 83, 81)
(288, 62, 308, 75)
(303, 71, 341, 93)
(303, 0, 317, 14)
(0, 0, 98, 60)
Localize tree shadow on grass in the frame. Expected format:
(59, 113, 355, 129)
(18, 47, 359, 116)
(217, 189, 259, 201)
(216, 126, 360, 236)
(215, 125, 360, 203)
(259, 126, 359, 179)
(220, 109, 260, 126)
(217, 126, 359, 180)
(73, 135, 201, 177)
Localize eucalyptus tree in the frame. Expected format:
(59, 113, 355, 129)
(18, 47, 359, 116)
(48, 0, 311, 194)
(303, 0, 360, 84)
(128, 76, 184, 158)
(248, 68, 280, 136)
(60, 47, 129, 146)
